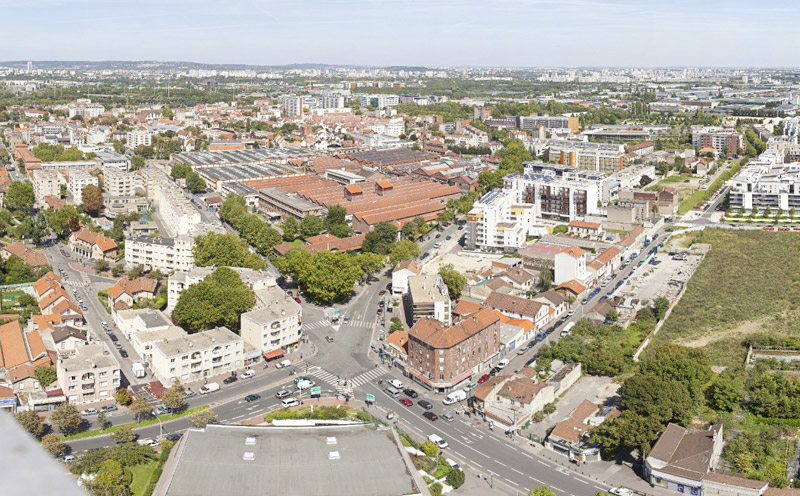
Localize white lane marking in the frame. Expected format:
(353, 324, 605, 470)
(511, 468, 524, 475)
(574, 479, 589, 485)
(232, 415, 244, 420)
(551, 486, 564, 492)
(472, 462, 483, 468)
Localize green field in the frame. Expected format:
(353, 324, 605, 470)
(654, 229, 800, 367)
(129, 460, 159, 496)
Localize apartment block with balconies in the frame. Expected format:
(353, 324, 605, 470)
(149, 326, 243, 385)
(57, 342, 121, 405)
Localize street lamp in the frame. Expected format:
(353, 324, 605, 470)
(153, 412, 164, 440)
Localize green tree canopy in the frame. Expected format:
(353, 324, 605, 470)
(639, 343, 711, 402)
(325, 204, 347, 228)
(82, 184, 104, 213)
(5, 181, 34, 211)
(219, 194, 247, 225)
(170, 163, 192, 179)
(193, 232, 267, 270)
(438, 263, 467, 300)
(297, 251, 363, 303)
(280, 216, 299, 241)
(185, 171, 207, 192)
(173, 266, 256, 333)
(299, 214, 323, 239)
(362, 222, 398, 255)
(619, 374, 693, 426)
(389, 239, 421, 265)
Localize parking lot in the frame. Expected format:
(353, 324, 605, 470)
(615, 247, 704, 303)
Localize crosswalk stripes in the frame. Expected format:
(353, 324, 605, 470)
(348, 318, 376, 329)
(304, 365, 340, 386)
(302, 321, 329, 331)
(349, 366, 389, 388)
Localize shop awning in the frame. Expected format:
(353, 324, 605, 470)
(264, 349, 284, 360)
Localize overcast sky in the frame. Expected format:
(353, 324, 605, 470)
(2, 0, 799, 67)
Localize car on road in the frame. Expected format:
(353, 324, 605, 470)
(241, 370, 255, 379)
(183, 389, 196, 399)
(119, 350, 128, 358)
(422, 412, 439, 421)
(342, 317, 350, 325)
(113, 342, 122, 349)
(81, 408, 98, 416)
(609, 488, 632, 496)
(63, 455, 76, 463)
(154, 404, 171, 415)
(275, 359, 292, 369)
(281, 398, 302, 408)
(325, 336, 334, 343)
(100, 405, 117, 413)
(294, 376, 311, 384)
(417, 400, 433, 410)
(165, 433, 182, 442)
(442, 413, 454, 422)
(275, 389, 291, 399)
(403, 388, 418, 398)
(399, 398, 413, 407)
(489, 367, 500, 376)
(477, 374, 491, 384)
(244, 394, 261, 402)
(294, 297, 301, 303)
(223, 375, 238, 384)
(525, 357, 538, 368)
(446, 235, 452, 240)
(138, 438, 159, 447)
(379, 290, 386, 295)
(287, 291, 293, 296)
(496, 359, 509, 369)
(108, 333, 118, 341)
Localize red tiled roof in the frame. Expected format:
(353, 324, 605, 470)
(409, 307, 500, 349)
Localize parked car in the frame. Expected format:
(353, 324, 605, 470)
(108, 333, 118, 341)
(403, 389, 418, 398)
(81, 408, 98, 416)
(223, 375, 238, 384)
(325, 336, 334, 343)
(241, 370, 255, 379)
(113, 342, 122, 349)
(183, 389, 196, 398)
(399, 398, 413, 407)
(100, 405, 117, 413)
(496, 359, 510, 369)
(154, 404, 171, 416)
(63, 455, 76, 463)
(477, 374, 491, 384)
(418, 400, 433, 410)
(275, 359, 292, 369)
(275, 389, 291, 399)
(609, 488, 632, 496)
(423, 412, 439, 421)
(165, 433, 182, 442)
(442, 413, 454, 422)
(379, 290, 386, 295)
(244, 394, 261, 402)
(119, 350, 128, 358)
(282, 398, 301, 408)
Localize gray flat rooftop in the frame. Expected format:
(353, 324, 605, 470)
(163, 424, 418, 496)
(198, 162, 297, 182)
(171, 149, 316, 167)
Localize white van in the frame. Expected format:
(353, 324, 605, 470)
(385, 385, 401, 398)
(443, 390, 466, 405)
(388, 379, 404, 389)
(560, 322, 575, 337)
(428, 434, 448, 449)
(199, 382, 219, 394)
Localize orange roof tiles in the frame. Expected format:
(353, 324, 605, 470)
(2, 241, 49, 266)
(0, 320, 27, 369)
(409, 307, 500, 349)
(558, 246, 585, 259)
(73, 228, 117, 252)
(555, 279, 587, 295)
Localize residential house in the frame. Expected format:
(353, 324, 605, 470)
(532, 291, 567, 319)
(587, 247, 622, 282)
(392, 260, 422, 295)
(0, 241, 48, 266)
(407, 274, 452, 326)
(554, 279, 587, 301)
(545, 398, 617, 463)
(49, 326, 86, 355)
(568, 220, 603, 240)
(406, 307, 501, 392)
(484, 292, 551, 331)
(473, 374, 555, 430)
(494, 267, 538, 293)
(68, 228, 117, 261)
(384, 330, 409, 364)
(0, 320, 53, 394)
(149, 326, 244, 386)
(554, 246, 589, 286)
(240, 286, 303, 356)
(107, 277, 159, 311)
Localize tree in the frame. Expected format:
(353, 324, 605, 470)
(219, 194, 247, 225)
(619, 374, 693, 426)
(299, 251, 364, 303)
(173, 266, 256, 333)
(421, 440, 439, 457)
(325, 204, 347, 229)
(89, 459, 132, 496)
(299, 214, 323, 239)
(590, 410, 663, 460)
(274, 248, 313, 282)
(389, 239, 421, 265)
(51, 402, 82, 434)
(706, 370, 745, 412)
(134, 145, 155, 159)
(280, 216, 299, 241)
(539, 269, 553, 291)
(5, 181, 34, 211)
(446, 468, 465, 489)
(390, 317, 403, 332)
(41, 433, 67, 458)
(193, 233, 266, 270)
(362, 222, 398, 255)
(355, 252, 385, 280)
(34, 366, 57, 387)
(161, 379, 186, 411)
(95, 259, 110, 272)
(162, 107, 174, 119)
(639, 343, 711, 402)
(439, 264, 467, 300)
(15, 410, 44, 438)
(115, 387, 132, 406)
(96, 411, 111, 431)
(130, 394, 154, 422)
(170, 163, 192, 180)
(189, 408, 218, 428)
(44, 204, 80, 239)
(606, 308, 619, 322)
(328, 222, 353, 238)
(185, 172, 206, 192)
(110, 425, 137, 444)
(82, 184, 104, 214)
(529, 486, 557, 496)
(437, 209, 455, 226)
(130, 155, 145, 169)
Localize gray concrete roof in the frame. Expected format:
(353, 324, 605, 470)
(162, 424, 418, 496)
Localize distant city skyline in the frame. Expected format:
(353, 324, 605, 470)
(1, 0, 799, 67)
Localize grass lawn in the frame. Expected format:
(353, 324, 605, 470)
(654, 229, 800, 367)
(289, 239, 303, 247)
(129, 460, 158, 496)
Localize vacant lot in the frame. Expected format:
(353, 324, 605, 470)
(654, 229, 800, 367)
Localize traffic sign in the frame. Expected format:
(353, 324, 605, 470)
(366, 393, 375, 403)
(311, 386, 321, 395)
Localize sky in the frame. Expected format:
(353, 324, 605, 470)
(1, 0, 799, 67)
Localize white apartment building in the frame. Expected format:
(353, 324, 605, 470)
(466, 190, 538, 251)
(126, 129, 152, 148)
(407, 274, 452, 327)
(504, 170, 600, 221)
(729, 159, 800, 212)
(31, 170, 60, 207)
(167, 266, 277, 312)
(240, 286, 302, 355)
(554, 246, 590, 285)
(57, 342, 121, 405)
(360, 94, 400, 109)
(67, 99, 105, 119)
(125, 234, 194, 273)
(281, 96, 303, 117)
(158, 181, 202, 236)
(322, 94, 345, 109)
(150, 326, 244, 385)
(104, 168, 141, 197)
(68, 170, 98, 205)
